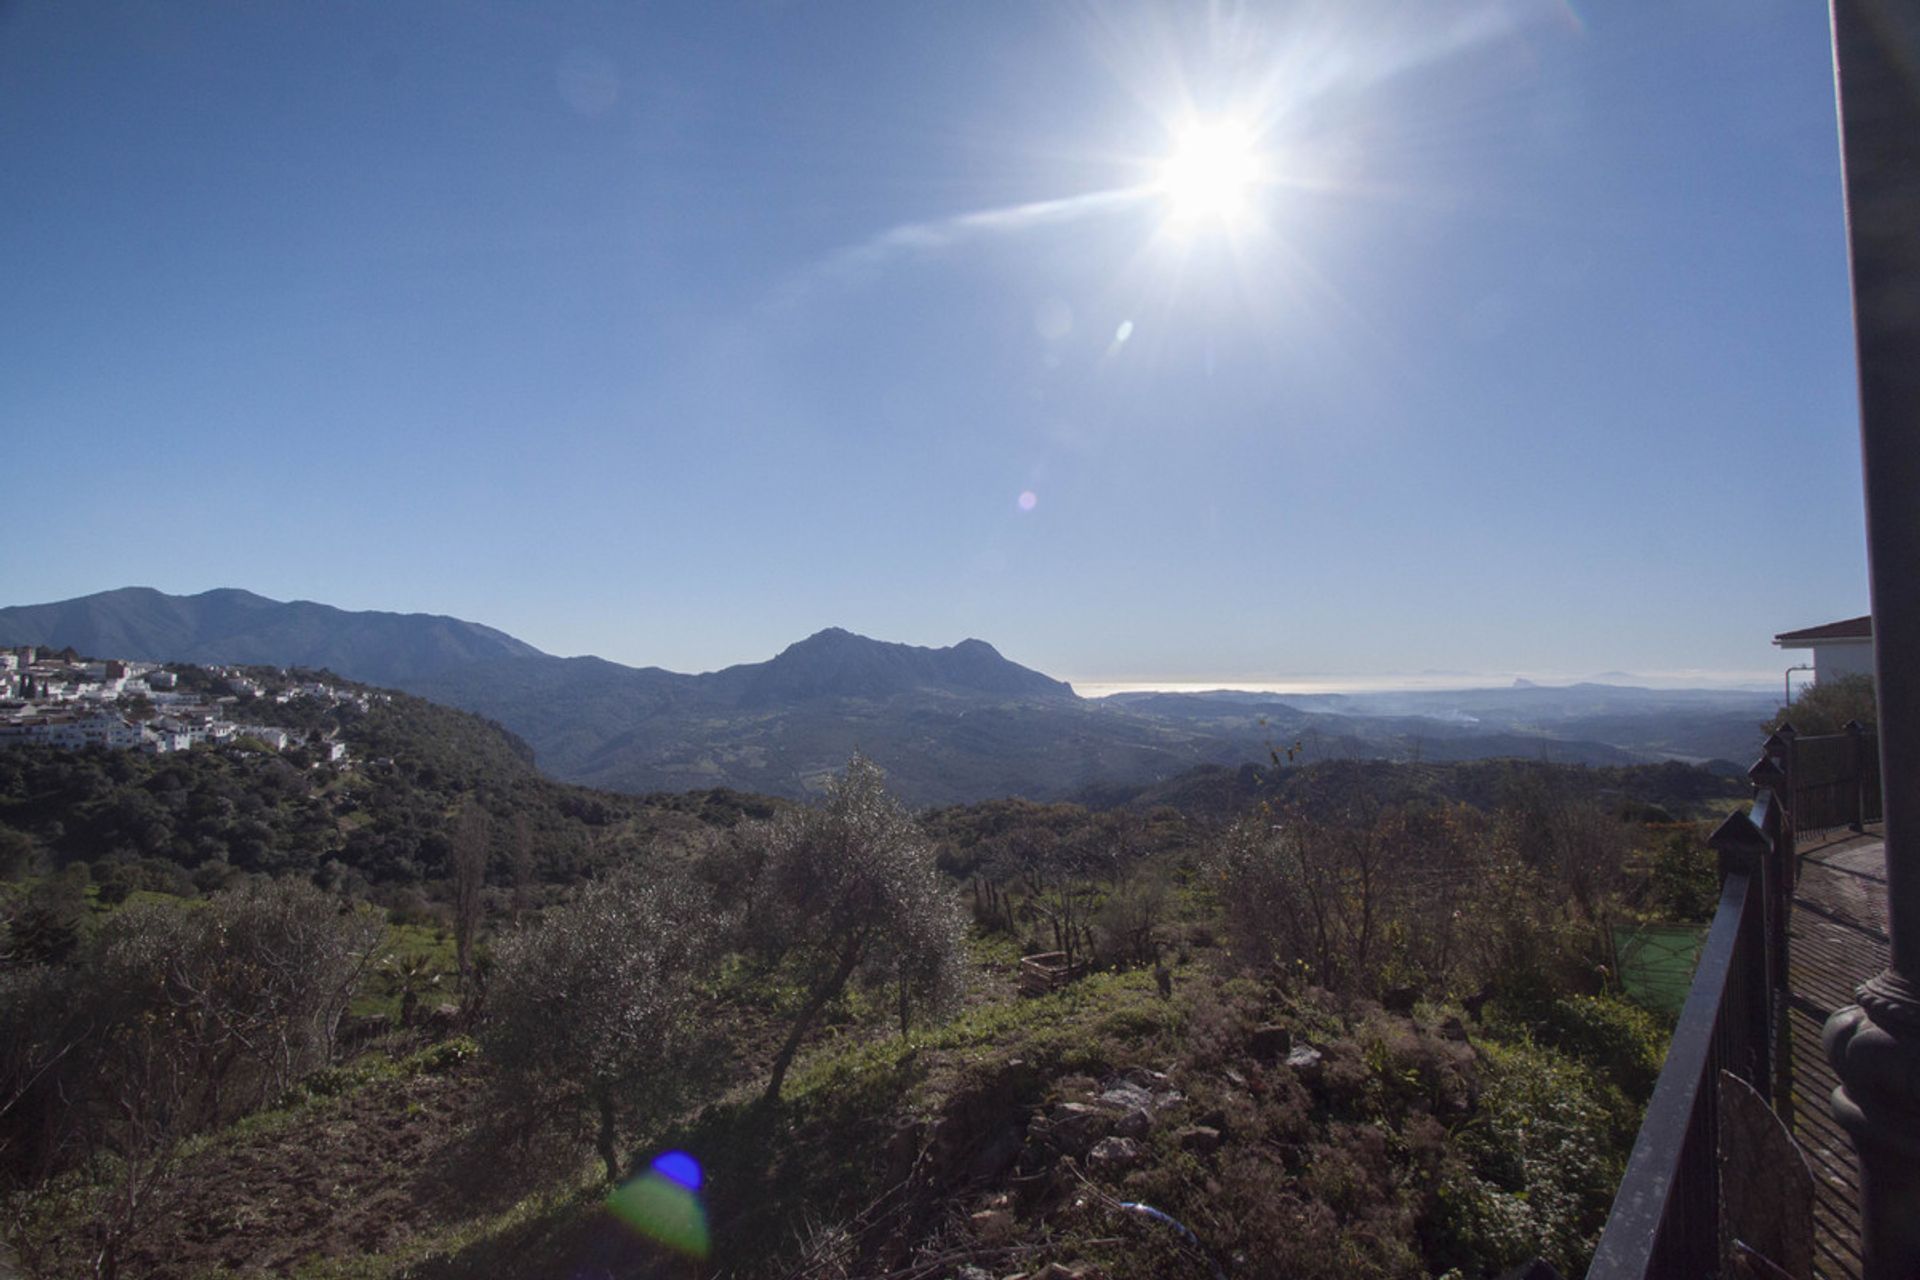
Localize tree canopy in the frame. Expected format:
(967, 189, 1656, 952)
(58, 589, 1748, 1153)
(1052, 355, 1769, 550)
(750, 755, 966, 1102)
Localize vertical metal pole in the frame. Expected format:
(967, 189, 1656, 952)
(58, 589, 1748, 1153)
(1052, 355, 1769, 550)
(1849, 719, 1868, 833)
(1823, 4, 1920, 1277)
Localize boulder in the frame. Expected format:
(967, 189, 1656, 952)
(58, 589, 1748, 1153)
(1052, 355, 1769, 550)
(1114, 1107, 1153, 1139)
(886, 1118, 926, 1182)
(421, 1002, 461, 1034)
(1099, 1082, 1154, 1112)
(970, 1208, 1015, 1243)
(1284, 1044, 1325, 1085)
(1088, 1136, 1142, 1172)
(337, 1012, 393, 1048)
(1250, 1024, 1293, 1061)
(1176, 1124, 1223, 1155)
(969, 1122, 1025, 1181)
(1045, 1102, 1110, 1156)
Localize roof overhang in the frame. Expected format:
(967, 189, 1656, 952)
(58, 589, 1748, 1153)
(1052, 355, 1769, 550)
(1773, 615, 1874, 648)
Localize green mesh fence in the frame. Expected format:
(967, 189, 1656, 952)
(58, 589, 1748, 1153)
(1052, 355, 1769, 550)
(1613, 922, 1709, 1015)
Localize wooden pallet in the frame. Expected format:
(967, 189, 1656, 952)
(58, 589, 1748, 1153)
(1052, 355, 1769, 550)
(1017, 951, 1085, 997)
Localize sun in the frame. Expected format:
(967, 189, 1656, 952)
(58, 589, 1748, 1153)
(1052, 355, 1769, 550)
(1156, 117, 1265, 229)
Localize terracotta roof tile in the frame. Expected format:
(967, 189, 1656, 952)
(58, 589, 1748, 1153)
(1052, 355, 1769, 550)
(1774, 615, 1873, 645)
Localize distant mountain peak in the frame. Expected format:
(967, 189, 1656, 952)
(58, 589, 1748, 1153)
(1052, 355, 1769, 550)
(0, 586, 546, 685)
(191, 586, 278, 605)
(788, 626, 859, 647)
(741, 628, 1070, 704)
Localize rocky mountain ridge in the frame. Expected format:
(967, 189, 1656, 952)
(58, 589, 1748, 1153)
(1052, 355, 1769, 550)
(0, 588, 1769, 805)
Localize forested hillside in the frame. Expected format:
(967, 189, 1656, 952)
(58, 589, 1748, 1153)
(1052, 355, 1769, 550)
(2, 711, 1733, 1279)
(0, 668, 776, 909)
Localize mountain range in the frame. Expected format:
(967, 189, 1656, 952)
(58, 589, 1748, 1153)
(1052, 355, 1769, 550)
(0, 588, 1776, 805)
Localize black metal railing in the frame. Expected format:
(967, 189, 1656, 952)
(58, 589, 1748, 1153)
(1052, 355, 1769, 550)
(1585, 758, 1794, 1279)
(1778, 720, 1881, 836)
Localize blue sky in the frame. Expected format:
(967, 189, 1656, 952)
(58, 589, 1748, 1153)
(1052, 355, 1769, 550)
(0, 1, 1867, 686)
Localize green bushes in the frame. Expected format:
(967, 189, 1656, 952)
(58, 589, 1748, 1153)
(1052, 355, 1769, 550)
(1531, 994, 1666, 1100)
(1647, 827, 1718, 921)
(1766, 674, 1875, 735)
(1447, 1039, 1636, 1276)
(280, 1035, 478, 1107)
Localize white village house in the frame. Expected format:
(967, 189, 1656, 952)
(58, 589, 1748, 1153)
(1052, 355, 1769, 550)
(1774, 614, 1875, 685)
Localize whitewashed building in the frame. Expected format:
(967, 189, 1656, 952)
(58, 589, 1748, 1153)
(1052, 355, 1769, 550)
(1775, 615, 1876, 685)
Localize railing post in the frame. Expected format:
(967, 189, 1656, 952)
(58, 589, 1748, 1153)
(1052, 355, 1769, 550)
(1846, 719, 1867, 833)
(1713, 803, 1774, 1098)
(1766, 725, 1798, 871)
(1748, 762, 1794, 993)
(1823, 5, 1920, 1278)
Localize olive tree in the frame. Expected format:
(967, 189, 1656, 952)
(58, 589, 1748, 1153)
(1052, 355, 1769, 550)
(448, 799, 489, 994)
(484, 868, 717, 1182)
(751, 755, 966, 1103)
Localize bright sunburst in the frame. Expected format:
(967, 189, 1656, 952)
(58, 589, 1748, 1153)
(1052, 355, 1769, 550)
(1156, 117, 1265, 230)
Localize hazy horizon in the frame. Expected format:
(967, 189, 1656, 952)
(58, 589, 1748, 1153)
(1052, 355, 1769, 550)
(2, 581, 1786, 697)
(1071, 671, 1781, 697)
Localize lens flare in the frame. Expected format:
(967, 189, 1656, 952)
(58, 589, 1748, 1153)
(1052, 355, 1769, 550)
(608, 1150, 709, 1260)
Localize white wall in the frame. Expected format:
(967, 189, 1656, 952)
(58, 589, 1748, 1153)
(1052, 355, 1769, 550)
(1816, 641, 1876, 682)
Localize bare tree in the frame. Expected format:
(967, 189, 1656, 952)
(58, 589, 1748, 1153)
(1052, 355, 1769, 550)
(1496, 777, 1626, 923)
(0, 965, 91, 1184)
(506, 811, 536, 926)
(1211, 805, 1439, 997)
(449, 800, 489, 993)
(750, 755, 966, 1104)
(1095, 864, 1171, 968)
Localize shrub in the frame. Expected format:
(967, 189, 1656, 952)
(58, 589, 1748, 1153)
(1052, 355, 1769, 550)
(1648, 828, 1717, 921)
(93, 879, 387, 1119)
(1766, 673, 1875, 735)
(1455, 1040, 1635, 1276)
(1530, 993, 1666, 1101)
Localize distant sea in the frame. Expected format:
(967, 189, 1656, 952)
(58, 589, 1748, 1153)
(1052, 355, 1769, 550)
(1072, 672, 1781, 698)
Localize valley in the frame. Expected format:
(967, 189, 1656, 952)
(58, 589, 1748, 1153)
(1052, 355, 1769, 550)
(0, 589, 1777, 806)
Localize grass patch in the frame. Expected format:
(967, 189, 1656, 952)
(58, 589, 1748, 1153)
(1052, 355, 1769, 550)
(284, 1165, 608, 1280)
(351, 920, 459, 1019)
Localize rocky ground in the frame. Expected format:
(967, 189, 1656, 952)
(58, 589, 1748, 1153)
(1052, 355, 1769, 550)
(11, 958, 1650, 1280)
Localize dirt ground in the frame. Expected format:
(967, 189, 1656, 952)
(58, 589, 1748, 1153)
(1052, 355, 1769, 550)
(34, 1060, 586, 1280)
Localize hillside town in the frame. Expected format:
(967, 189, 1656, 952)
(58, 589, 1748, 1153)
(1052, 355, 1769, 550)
(0, 647, 376, 759)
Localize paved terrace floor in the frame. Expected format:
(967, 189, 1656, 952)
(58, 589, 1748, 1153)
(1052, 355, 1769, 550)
(1787, 825, 1887, 1280)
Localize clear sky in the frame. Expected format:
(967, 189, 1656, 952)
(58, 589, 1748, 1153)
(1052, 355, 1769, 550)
(0, 1, 1869, 686)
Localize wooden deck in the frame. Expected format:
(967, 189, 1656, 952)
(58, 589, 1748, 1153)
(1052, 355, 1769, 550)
(1787, 826, 1888, 1280)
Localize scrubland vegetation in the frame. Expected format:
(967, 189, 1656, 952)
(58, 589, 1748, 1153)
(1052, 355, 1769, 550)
(0, 676, 1740, 1279)
(1764, 672, 1877, 736)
